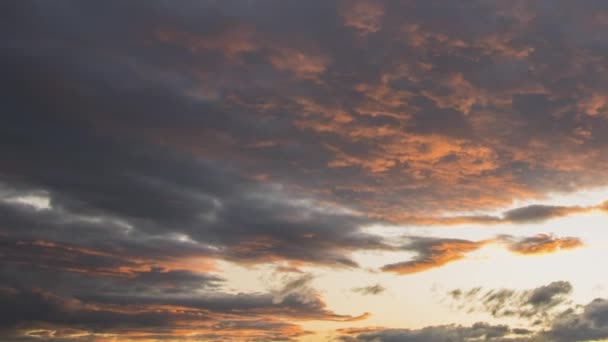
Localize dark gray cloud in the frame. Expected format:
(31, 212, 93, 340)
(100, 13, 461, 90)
(503, 205, 585, 224)
(378, 233, 582, 277)
(0, 135, 384, 267)
(448, 281, 574, 324)
(353, 284, 386, 296)
(398, 201, 606, 226)
(500, 234, 584, 255)
(345, 282, 608, 342)
(0, 271, 365, 341)
(3, 0, 608, 222)
(338, 322, 529, 342)
(546, 298, 608, 342)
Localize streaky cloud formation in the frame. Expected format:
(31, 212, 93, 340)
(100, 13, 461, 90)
(352, 284, 386, 296)
(343, 282, 608, 342)
(338, 322, 531, 342)
(500, 234, 584, 255)
(380, 238, 492, 275)
(448, 281, 574, 324)
(397, 200, 608, 226)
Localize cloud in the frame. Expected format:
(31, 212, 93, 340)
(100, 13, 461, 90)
(338, 322, 530, 342)
(500, 234, 584, 255)
(502, 205, 591, 224)
(353, 284, 386, 296)
(5, 1, 608, 222)
(6, 0, 608, 224)
(339, 0, 385, 35)
(0, 270, 367, 341)
(270, 47, 330, 80)
(0, 150, 386, 269)
(448, 281, 573, 324)
(382, 234, 584, 275)
(272, 274, 317, 304)
(380, 238, 491, 275)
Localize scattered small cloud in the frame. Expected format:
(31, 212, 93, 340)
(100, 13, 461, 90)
(353, 284, 386, 296)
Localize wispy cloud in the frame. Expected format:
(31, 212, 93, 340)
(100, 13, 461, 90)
(353, 284, 386, 296)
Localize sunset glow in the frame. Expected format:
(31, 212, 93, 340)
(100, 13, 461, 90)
(3, 1, 608, 341)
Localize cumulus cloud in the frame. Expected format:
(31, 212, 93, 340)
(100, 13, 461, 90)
(5, 0, 608, 222)
(500, 234, 584, 255)
(0, 269, 367, 341)
(338, 322, 531, 342)
(546, 298, 608, 342)
(397, 201, 607, 226)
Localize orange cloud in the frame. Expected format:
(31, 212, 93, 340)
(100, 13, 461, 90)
(336, 326, 387, 335)
(502, 234, 584, 255)
(3, 238, 218, 277)
(270, 48, 329, 80)
(381, 233, 585, 275)
(340, 0, 385, 35)
(381, 239, 491, 275)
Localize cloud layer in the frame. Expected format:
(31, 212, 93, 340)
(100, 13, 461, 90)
(343, 282, 608, 342)
(2, 0, 608, 340)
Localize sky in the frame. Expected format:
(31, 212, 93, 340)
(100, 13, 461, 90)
(3, 1, 608, 341)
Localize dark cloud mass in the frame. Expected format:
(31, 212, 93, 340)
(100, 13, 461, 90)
(2, 0, 608, 340)
(500, 234, 583, 255)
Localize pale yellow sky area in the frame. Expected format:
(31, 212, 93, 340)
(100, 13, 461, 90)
(217, 187, 608, 341)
